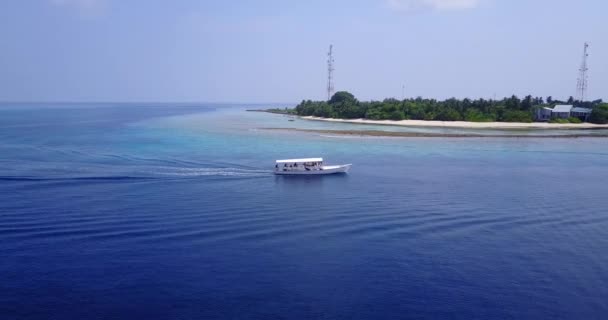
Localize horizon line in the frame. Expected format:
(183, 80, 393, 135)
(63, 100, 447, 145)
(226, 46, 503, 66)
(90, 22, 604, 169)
(0, 101, 299, 105)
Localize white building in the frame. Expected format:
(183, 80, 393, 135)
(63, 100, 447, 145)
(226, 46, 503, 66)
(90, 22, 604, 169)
(552, 105, 574, 119)
(571, 107, 593, 121)
(535, 105, 593, 122)
(535, 107, 553, 121)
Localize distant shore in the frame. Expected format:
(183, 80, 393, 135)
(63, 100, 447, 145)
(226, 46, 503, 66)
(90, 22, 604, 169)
(247, 109, 294, 115)
(301, 116, 608, 130)
(261, 128, 608, 138)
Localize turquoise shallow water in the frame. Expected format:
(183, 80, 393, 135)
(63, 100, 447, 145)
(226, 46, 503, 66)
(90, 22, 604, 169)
(1, 104, 608, 319)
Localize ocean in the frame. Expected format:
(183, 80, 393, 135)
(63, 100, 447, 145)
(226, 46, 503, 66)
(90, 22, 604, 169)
(1, 103, 608, 319)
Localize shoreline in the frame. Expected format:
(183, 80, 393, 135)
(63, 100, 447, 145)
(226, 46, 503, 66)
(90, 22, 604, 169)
(301, 116, 608, 130)
(261, 128, 608, 139)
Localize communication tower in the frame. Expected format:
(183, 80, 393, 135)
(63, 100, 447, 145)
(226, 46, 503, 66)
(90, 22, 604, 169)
(576, 43, 590, 102)
(327, 45, 335, 101)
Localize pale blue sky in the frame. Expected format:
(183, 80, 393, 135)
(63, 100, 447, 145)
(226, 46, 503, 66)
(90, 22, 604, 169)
(0, 0, 606, 102)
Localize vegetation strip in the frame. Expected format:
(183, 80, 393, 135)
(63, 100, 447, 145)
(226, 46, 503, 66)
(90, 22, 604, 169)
(292, 91, 608, 124)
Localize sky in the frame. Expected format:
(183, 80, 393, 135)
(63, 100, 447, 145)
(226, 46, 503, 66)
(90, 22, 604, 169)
(0, 0, 606, 103)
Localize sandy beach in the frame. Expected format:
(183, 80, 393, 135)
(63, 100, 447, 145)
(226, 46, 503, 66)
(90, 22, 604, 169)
(261, 128, 608, 138)
(301, 116, 608, 130)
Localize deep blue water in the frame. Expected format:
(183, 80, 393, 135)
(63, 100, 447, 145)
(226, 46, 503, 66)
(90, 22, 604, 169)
(1, 104, 608, 319)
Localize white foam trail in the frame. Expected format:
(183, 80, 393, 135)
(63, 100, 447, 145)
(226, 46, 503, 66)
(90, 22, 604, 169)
(1, 161, 273, 180)
(138, 166, 272, 177)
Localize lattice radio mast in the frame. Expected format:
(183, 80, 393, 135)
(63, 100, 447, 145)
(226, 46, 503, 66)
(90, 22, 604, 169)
(327, 45, 335, 101)
(576, 42, 589, 102)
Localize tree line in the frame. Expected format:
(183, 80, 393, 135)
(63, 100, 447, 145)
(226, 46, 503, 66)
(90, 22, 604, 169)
(293, 91, 608, 124)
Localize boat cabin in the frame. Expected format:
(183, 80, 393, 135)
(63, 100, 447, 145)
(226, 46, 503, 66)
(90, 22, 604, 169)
(276, 158, 323, 172)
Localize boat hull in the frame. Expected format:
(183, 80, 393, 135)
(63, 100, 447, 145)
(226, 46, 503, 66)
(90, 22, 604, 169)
(274, 164, 351, 175)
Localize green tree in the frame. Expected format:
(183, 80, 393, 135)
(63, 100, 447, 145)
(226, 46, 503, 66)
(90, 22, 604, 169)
(505, 95, 521, 110)
(436, 108, 462, 121)
(406, 102, 426, 120)
(521, 95, 533, 111)
(502, 110, 533, 122)
(329, 91, 356, 105)
(465, 108, 494, 122)
(390, 110, 406, 120)
(590, 104, 608, 124)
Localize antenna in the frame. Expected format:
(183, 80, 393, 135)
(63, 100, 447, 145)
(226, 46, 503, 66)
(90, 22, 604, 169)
(327, 45, 335, 101)
(402, 84, 405, 100)
(576, 42, 589, 102)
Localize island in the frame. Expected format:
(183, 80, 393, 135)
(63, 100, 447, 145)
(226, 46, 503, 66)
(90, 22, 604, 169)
(256, 91, 608, 129)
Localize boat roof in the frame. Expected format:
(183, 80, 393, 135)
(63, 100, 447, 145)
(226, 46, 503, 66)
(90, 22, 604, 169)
(276, 158, 323, 163)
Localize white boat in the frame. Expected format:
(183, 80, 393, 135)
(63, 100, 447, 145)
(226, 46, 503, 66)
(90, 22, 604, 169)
(274, 158, 351, 175)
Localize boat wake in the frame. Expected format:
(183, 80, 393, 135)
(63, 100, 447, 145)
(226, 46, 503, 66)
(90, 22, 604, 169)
(0, 161, 273, 182)
(144, 166, 272, 178)
(0, 175, 150, 182)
